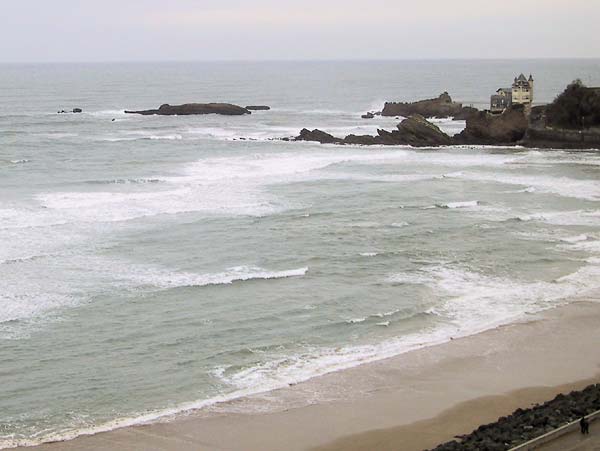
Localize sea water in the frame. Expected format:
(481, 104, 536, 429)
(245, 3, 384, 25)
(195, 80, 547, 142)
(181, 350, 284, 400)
(1, 60, 600, 447)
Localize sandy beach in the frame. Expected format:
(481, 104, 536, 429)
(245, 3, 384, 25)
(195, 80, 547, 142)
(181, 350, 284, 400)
(27, 299, 600, 451)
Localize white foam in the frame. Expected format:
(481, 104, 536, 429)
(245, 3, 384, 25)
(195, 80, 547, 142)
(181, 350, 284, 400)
(346, 318, 367, 324)
(20, 149, 541, 229)
(359, 252, 379, 257)
(121, 265, 308, 290)
(440, 200, 479, 209)
(518, 210, 600, 227)
(0, 292, 76, 326)
(388, 263, 600, 333)
(390, 221, 409, 228)
(561, 234, 589, 243)
(451, 171, 600, 201)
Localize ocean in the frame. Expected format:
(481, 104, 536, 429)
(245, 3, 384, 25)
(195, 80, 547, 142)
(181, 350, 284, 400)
(1, 59, 600, 447)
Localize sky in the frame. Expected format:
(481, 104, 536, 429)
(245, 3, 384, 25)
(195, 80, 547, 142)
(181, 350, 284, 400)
(1, 0, 599, 62)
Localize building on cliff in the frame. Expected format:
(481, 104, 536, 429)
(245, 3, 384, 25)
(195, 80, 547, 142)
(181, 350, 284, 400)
(490, 74, 534, 114)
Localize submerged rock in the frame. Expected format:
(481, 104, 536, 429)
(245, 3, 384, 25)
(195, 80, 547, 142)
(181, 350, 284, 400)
(245, 105, 271, 111)
(125, 103, 251, 116)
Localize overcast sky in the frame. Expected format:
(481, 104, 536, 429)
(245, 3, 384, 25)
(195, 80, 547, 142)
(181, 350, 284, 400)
(1, 0, 599, 62)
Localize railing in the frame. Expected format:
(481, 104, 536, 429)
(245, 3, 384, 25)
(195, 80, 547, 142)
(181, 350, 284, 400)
(509, 409, 600, 450)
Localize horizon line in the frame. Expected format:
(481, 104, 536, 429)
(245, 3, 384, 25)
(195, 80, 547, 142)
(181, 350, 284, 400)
(1, 56, 600, 65)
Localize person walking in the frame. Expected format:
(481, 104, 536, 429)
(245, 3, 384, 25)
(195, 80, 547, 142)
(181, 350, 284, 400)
(580, 416, 590, 435)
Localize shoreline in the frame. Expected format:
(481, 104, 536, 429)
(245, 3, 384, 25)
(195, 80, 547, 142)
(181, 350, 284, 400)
(27, 299, 600, 451)
(315, 379, 600, 451)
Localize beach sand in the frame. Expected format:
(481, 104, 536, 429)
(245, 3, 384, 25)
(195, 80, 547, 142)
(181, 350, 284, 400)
(30, 301, 600, 451)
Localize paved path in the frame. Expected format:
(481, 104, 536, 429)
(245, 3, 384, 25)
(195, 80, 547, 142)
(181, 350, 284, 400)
(539, 426, 600, 451)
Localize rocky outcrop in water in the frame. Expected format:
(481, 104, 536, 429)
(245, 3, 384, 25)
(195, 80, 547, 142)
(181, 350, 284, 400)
(295, 128, 343, 144)
(125, 103, 251, 116)
(57, 108, 83, 114)
(391, 114, 453, 146)
(381, 92, 475, 119)
(428, 383, 600, 451)
(361, 112, 375, 119)
(245, 105, 271, 111)
(294, 115, 452, 147)
(454, 106, 528, 145)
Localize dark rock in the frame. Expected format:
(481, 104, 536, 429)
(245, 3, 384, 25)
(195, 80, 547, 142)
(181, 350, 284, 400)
(245, 105, 271, 111)
(452, 106, 478, 121)
(381, 92, 476, 119)
(453, 106, 528, 145)
(361, 112, 375, 119)
(294, 128, 342, 144)
(343, 134, 380, 145)
(393, 114, 453, 147)
(72, 108, 83, 113)
(293, 115, 453, 147)
(125, 103, 251, 116)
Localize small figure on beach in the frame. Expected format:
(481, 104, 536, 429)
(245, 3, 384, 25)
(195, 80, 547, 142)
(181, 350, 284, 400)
(580, 416, 589, 434)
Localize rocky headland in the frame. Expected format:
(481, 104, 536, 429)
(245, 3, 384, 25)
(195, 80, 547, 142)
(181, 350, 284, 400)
(295, 82, 600, 149)
(428, 383, 600, 451)
(125, 103, 251, 116)
(295, 109, 525, 147)
(522, 81, 600, 148)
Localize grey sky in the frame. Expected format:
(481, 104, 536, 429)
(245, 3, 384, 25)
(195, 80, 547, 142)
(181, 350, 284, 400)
(1, 0, 599, 62)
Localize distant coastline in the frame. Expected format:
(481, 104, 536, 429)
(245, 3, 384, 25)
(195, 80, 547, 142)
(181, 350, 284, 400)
(293, 80, 600, 150)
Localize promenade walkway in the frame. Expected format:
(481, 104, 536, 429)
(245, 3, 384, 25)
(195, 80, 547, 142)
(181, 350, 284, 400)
(539, 426, 600, 451)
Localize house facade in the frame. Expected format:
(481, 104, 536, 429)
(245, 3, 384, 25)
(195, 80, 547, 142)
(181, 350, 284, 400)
(491, 74, 534, 113)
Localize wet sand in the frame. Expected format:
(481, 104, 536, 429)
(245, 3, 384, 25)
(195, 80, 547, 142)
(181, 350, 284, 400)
(31, 301, 600, 451)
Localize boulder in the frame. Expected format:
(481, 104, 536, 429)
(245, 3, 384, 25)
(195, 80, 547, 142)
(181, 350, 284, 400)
(294, 128, 343, 144)
(393, 114, 453, 146)
(125, 103, 251, 116)
(453, 106, 528, 145)
(381, 92, 474, 119)
(72, 108, 83, 113)
(245, 105, 271, 111)
(361, 112, 375, 119)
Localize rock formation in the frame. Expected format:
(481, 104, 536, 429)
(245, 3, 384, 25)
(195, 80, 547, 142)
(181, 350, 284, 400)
(125, 103, 251, 116)
(245, 105, 271, 111)
(361, 112, 375, 119)
(454, 106, 528, 145)
(294, 115, 452, 147)
(294, 128, 343, 144)
(391, 114, 453, 146)
(381, 92, 475, 119)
